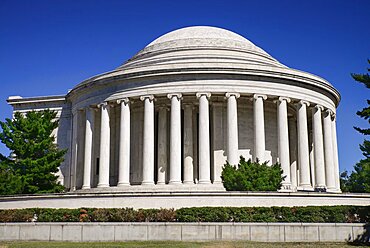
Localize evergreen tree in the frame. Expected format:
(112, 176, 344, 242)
(0, 154, 24, 195)
(341, 60, 370, 193)
(0, 110, 66, 194)
(221, 156, 284, 191)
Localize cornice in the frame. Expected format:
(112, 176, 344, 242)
(7, 95, 66, 106)
(67, 64, 340, 106)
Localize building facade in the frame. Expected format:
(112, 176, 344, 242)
(8, 26, 341, 193)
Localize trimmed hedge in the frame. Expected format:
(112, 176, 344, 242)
(0, 206, 368, 223)
(176, 206, 370, 223)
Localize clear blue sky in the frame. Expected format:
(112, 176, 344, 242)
(0, 0, 369, 173)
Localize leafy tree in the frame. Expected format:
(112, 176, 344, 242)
(0, 110, 66, 194)
(221, 156, 284, 191)
(341, 60, 370, 193)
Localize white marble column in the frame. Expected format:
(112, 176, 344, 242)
(276, 97, 291, 190)
(309, 135, 316, 188)
(157, 105, 168, 185)
(140, 95, 155, 185)
(70, 109, 79, 191)
(98, 102, 110, 188)
(82, 107, 94, 189)
(312, 105, 326, 190)
(253, 94, 267, 162)
(168, 93, 182, 185)
(297, 100, 313, 190)
(183, 104, 194, 184)
(197, 93, 211, 184)
(331, 114, 341, 192)
(192, 108, 199, 183)
(226, 93, 240, 165)
(289, 117, 298, 190)
(117, 98, 130, 187)
(323, 109, 335, 191)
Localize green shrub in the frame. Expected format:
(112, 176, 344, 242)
(111, 208, 136, 222)
(37, 208, 80, 222)
(156, 208, 176, 222)
(91, 208, 112, 222)
(175, 206, 370, 223)
(0, 209, 34, 222)
(0, 206, 368, 223)
(221, 156, 284, 191)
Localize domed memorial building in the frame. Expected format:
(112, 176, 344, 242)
(8, 26, 342, 195)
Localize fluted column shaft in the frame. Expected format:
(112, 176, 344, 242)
(82, 107, 94, 189)
(197, 93, 211, 184)
(168, 93, 182, 184)
(98, 102, 110, 188)
(297, 100, 312, 190)
(289, 117, 298, 189)
(226, 93, 240, 165)
(183, 104, 194, 184)
(70, 110, 79, 191)
(331, 114, 341, 191)
(253, 94, 267, 162)
(118, 98, 130, 186)
(141, 95, 155, 185)
(277, 97, 291, 189)
(312, 105, 326, 189)
(324, 110, 335, 190)
(157, 106, 168, 185)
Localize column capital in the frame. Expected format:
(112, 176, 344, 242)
(253, 94, 267, 100)
(196, 92, 211, 99)
(273, 97, 291, 104)
(324, 109, 334, 117)
(225, 92, 240, 99)
(167, 93, 182, 100)
(116, 97, 130, 105)
(97, 102, 109, 109)
(297, 100, 310, 107)
(140, 95, 154, 101)
(278, 96, 291, 103)
(314, 104, 324, 111)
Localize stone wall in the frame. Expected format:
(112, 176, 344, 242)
(0, 192, 369, 209)
(0, 222, 367, 242)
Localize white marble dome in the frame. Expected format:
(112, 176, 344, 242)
(8, 26, 342, 194)
(119, 26, 284, 70)
(147, 26, 251, 46)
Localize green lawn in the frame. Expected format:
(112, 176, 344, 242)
(0, 241, 355, 248)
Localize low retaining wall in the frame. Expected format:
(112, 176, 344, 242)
(0, 191, 369, 209)
(0, 222, 367, 242)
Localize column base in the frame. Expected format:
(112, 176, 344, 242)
(314, 186, 327, 192)
(81, 185, 91, 190)
(169, 181, 182, 185)
(117, 182, 130, 187)
(326, 188, 342, 193)
(141, 181, 155, 186)
(97, 183, 110, 188)
(278, 183, 293, 192)
(156, 182, 166, 185)
(198, 180, 211, 184)
(183, 181, 195, 185)
(297, 185, 314, 191)
(212, 181, 223, 185)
